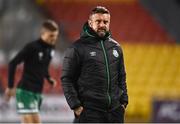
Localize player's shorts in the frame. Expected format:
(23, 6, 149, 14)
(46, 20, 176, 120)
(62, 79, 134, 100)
(16, 88, 43, 114)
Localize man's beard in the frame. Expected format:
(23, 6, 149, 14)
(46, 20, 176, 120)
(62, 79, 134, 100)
(97, 28, 107, 37)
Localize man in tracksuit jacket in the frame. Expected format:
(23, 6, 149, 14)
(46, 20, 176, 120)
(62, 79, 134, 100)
(61, 6, 128, 123)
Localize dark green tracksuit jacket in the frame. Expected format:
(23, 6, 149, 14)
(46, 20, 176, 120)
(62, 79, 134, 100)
(61, 23, 128, 112)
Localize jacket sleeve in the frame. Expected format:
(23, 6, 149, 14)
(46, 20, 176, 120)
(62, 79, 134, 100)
(118, 47, 128, 107)
(61, 46, 82, 110)
(8, 44, 31, 88)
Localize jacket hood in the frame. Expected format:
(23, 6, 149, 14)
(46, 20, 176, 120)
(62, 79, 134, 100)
(80, 22, 111, 41)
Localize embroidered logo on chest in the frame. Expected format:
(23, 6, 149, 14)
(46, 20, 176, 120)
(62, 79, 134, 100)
(89, 51, 96, 57)
(51, 50, 55, 57)
(38, 52, 43, 60)
(113, 49, 119, 58)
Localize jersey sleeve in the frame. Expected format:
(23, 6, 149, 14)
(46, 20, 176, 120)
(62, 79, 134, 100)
(8, 44, 32, 88)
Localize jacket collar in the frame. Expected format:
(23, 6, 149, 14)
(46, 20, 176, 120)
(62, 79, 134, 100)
(38, 38, 55, 48)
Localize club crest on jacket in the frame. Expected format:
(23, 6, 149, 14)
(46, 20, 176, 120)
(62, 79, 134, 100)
(113, 49, 119, 58)
(38, 52, 43, 60)
(51, 50, 55, 57)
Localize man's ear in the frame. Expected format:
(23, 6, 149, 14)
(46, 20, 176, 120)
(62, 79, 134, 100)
(88, 19, 92, 28)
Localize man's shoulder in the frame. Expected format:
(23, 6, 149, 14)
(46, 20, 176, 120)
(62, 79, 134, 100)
(71, 38, 84, 48)
(25, 40, 37, 47)
(20, 40, 39, 53)
(65, 38, 86, 55)
(109, 37, 122, 47)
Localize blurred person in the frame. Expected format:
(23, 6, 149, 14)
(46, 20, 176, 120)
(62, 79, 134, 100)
(61, 6, 128, 123)
(4, 20, 59, 123)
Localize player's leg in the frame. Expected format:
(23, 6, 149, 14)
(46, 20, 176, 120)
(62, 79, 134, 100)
(21, 114, 33, 123)
(16, 88, 42, 123)
(20, 113, 41, 123)
(32, 113, 41, 123)
(32, 94, 43, 123)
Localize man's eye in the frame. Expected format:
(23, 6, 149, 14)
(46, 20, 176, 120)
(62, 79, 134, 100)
(96, 20, 101, 23)
(104, 21, 108, 24)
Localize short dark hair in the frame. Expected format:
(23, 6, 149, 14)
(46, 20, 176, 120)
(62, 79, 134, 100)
(90, 6, 110, 15)
(42, 20, 59, 32)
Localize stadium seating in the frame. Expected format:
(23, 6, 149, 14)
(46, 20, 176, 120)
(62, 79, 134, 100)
(123, 43, 180, 121)
(39, 0, 175, 43)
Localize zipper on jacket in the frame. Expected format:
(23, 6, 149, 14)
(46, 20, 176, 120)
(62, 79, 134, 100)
(100, 40, 111, 108)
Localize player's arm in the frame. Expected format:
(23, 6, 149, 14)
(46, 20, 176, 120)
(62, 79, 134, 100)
(5, 44, 31, 101)
(118, 47, 128, 108)
(61, 46, 83, 116)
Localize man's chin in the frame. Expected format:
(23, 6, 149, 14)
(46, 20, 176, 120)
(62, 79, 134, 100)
(97, 32, 106, 37)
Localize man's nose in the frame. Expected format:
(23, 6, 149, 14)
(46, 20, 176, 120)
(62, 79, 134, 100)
(99, 21, 105, 27)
